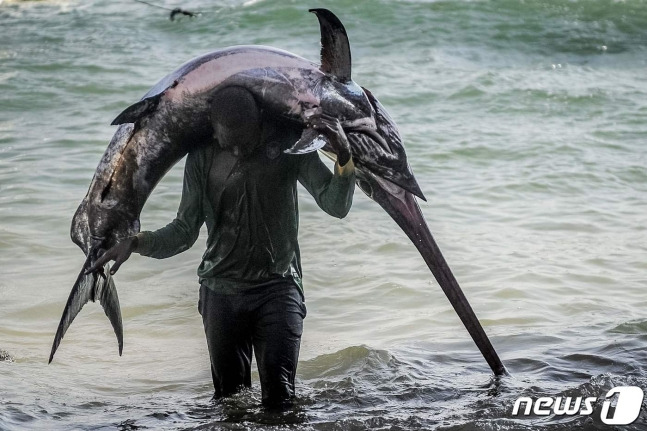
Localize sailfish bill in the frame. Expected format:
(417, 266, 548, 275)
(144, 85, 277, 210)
(355, 169, 508, 376)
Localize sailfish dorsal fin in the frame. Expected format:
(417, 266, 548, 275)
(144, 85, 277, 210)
(310, 8, 352, 82)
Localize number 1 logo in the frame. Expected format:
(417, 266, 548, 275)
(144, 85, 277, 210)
(600, 386, 644, 425)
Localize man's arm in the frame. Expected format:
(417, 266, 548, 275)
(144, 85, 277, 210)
(136, 149, 206, 258)
(87, 150, 206, 276)
(298, 153, 355, 219)
(298, 110, 356, 218)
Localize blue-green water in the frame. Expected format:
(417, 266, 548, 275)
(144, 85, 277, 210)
(1, 0, 647, 429)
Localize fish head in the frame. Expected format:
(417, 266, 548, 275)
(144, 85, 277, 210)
(296, 78, 425, 201)
(330, 84, 426, 201)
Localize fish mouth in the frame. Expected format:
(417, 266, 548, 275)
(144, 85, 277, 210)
(356, 168, 508, 376)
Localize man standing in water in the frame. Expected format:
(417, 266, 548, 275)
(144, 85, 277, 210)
(88, 86, 356, 408)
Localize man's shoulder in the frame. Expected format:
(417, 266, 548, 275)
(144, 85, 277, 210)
(182, 144, 215, 184)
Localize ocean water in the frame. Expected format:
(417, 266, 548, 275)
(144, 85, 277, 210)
(1, 0, 647, 429)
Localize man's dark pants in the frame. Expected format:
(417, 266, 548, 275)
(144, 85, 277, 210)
(198, 279, 306, 407)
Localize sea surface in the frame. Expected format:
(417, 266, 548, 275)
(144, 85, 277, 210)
(1, 0, 647, 429)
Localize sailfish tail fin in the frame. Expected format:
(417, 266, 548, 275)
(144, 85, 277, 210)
(49, 254, 123, 364)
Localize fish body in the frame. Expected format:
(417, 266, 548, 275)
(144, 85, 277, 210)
(73, 45, 421, 254)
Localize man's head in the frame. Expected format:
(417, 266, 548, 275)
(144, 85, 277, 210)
(210, 86, 262, 158)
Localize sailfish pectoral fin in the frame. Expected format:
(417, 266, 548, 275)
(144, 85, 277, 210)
(356, 169, 509, 376)
(49, 256, 123, 363)
(284, 127, 329, 155)
(111, 94, 162, 126)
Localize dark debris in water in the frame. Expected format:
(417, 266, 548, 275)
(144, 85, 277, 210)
(118, 419, 144, 431)
(0, 349, 14, 362)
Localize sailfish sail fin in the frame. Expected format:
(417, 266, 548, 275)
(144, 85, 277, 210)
(310, 8, 352, 82)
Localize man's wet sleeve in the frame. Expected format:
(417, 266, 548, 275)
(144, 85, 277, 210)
(135, 151, 205, 258)
(298, 152, 355, 219)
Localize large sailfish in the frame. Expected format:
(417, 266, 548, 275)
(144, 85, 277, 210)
(50, 9, 507, 376)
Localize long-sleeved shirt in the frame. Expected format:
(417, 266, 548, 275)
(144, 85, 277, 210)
(135, 132, 355, 297)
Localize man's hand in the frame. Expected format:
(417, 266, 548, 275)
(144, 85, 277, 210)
(304, 108, 352, 166)
(85, 236, 138, 276)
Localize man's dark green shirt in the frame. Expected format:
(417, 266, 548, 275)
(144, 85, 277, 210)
(136, 140, 355, 296)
